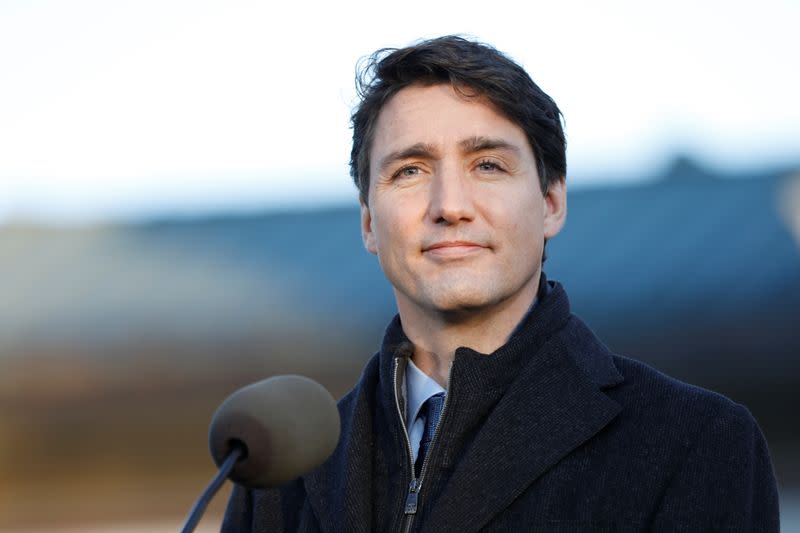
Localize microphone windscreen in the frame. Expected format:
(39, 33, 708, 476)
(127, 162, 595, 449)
(208, 375, 340, 488)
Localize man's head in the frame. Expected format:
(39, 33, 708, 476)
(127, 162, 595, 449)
(350, 35, 566, 204)
(352, 36, 567, 320)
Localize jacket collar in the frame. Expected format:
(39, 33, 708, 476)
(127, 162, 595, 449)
(422, 309, 623, 532)
(376, 273, 624, 532)
(377, 272, 621, 398)
(306, 274, 624, 533)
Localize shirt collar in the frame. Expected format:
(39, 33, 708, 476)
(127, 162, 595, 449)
(405, 357, 447, 424)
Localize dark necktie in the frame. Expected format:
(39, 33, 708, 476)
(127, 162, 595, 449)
(414, 392, 445, 477)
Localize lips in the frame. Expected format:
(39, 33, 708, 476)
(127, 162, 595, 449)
(424, 240, 482, 251)
(422, 240, 488, 257)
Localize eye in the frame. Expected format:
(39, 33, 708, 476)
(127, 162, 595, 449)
(393, 165, 421, 179)
(476, 159, 505, 173)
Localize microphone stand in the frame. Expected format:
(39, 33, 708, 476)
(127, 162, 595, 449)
(181, 445, 245, 533)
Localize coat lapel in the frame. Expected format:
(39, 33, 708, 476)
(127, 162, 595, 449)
(303, 361, 378, 533)
(423, 329, 622, 533)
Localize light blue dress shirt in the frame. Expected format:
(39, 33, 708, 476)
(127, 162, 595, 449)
(404, 358, 447, 463)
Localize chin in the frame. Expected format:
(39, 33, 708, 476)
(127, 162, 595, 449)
(424, 287, 501, 314)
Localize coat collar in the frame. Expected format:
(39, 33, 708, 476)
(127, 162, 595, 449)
(305, 274, 624, 532)
(376, 273, 622, 400)
(422, 312, 623, 532)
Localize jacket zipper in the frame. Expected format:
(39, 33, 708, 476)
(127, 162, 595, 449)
(392, 358, 417, 533)
(393, 358, 451, 533)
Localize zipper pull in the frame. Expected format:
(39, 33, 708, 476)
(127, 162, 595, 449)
(404, 478, 419, 514)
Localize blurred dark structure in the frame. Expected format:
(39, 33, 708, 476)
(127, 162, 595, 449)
(1, 157, 798, 528)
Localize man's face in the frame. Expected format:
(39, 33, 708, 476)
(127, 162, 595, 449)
(361, 83, 566, 318)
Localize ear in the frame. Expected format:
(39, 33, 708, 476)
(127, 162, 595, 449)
(543, 177, 567, 239)
(360, 200, 378, 255)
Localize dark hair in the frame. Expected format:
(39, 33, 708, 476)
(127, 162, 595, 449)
(349, 35, 566, 204)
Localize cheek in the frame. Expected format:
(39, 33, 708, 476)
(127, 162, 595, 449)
(372, 194, 419, 234)
(485, 191, 543, 233)
(492, 201, 545, 258)
(369, 206, 413, 263)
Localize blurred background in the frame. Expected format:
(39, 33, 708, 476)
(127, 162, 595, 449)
(1, 1, 798, 531)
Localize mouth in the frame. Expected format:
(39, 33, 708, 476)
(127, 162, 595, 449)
(423, 240, 488, 258)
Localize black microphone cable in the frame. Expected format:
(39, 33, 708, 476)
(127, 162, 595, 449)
(181, 443, 245, 533)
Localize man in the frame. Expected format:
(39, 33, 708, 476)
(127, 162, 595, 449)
(223, 36, 779, 532)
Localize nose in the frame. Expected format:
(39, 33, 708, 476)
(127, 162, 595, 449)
(428, 164, 476, 225)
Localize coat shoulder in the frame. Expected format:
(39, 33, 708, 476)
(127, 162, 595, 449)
(610, 353, 754, 426)
(608, 356, 780, 529)
(607, 353, 774, 478)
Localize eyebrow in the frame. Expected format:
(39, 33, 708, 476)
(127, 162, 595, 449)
(378, 142, 440, 174)
(377, 136, 521, 173)
(459, 136, 521, 156)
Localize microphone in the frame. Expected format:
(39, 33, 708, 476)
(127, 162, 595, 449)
(209, 374, 341, 487)
(182, 375, 340, 532)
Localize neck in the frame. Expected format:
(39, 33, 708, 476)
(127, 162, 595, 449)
(396, 271, 541, 387)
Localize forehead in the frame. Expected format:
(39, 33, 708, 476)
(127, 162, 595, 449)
(370, 84, 532, 161)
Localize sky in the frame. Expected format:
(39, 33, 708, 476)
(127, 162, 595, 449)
(1, 0, 798, 223)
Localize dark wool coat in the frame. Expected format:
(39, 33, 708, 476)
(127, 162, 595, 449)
(222, 278, 779, 532)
